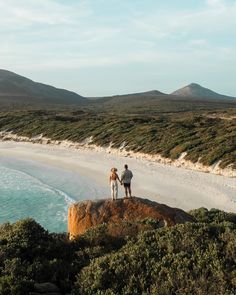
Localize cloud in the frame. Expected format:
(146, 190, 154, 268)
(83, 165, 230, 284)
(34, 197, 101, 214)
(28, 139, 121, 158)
(131, 0, 236, 44)
(0, 0, 92, 28)
(190, 39, 208, 46)
(206, 0, 226, 8)
(0, 0, 235, 96)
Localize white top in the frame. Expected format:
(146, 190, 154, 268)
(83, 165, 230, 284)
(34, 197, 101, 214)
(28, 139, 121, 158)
(121, 169, 133, 184)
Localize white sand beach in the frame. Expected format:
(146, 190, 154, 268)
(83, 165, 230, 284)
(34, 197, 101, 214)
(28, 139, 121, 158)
(0, 140, 235, 212)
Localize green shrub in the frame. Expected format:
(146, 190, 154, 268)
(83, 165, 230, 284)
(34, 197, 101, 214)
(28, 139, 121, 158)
(0, 109, 235, 169)
(74, 222, 236, 295)
(0, 210, 236, 295)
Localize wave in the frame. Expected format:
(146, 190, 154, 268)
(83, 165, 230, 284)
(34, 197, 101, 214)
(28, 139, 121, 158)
(0, 164, 75, 231)
(0, 164, 75, 205)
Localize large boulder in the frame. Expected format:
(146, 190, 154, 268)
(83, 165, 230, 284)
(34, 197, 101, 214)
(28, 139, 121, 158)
(68, 197, 194, 239)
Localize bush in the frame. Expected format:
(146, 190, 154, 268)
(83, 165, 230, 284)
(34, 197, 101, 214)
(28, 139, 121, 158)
(0, 109, 235, 169)
(74, 223, 236, 295)
(0, 211, 236, 295)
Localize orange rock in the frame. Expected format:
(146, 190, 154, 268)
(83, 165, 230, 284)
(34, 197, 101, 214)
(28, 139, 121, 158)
(68, 197, 194, 239)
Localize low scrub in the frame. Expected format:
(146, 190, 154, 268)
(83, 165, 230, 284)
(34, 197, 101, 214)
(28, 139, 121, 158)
(0, 109, 235, 169)
(0, 209, 236, 294)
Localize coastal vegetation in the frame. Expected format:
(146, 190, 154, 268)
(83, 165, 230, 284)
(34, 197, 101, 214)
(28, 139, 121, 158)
(0, 208, 236, 294)
(0, 108, 235, 169)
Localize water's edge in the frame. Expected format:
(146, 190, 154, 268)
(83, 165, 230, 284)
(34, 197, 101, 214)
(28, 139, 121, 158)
(0, 155, 108, 232)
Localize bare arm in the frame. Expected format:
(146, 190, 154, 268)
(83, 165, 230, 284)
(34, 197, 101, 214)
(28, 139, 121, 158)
(121, 171, 125, 182)
(116, 173, 121, 183)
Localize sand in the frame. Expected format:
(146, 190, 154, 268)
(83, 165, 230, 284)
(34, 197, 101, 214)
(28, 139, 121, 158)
(0, 140, 235, 212)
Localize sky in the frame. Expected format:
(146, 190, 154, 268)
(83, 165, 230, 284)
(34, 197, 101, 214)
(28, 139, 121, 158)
(0, 0, 236, 97)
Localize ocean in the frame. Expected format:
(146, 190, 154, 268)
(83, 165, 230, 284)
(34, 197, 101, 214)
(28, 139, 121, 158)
(0, 156, 108, 232)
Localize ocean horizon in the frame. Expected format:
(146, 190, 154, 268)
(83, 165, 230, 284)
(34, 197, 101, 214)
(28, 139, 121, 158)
(0, 156, 108, 232)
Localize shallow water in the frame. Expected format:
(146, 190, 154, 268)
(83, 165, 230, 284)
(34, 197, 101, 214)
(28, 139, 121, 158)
(0, 156, 108, 232)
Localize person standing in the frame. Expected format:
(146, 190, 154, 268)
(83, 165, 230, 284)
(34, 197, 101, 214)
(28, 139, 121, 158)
(109, 168, 121, 200)
(121, 164, 133, 198)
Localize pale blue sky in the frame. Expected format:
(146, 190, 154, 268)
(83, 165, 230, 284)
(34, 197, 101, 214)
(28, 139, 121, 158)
(0, 0, 236, 96)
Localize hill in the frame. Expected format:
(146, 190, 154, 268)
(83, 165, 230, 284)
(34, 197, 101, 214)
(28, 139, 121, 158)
(0, 69, 86, 109)
(172, 83, 235, 99)
(0, 69, 235, 112)
(90, 87, 236, 114)
(89, 90, 169, 110)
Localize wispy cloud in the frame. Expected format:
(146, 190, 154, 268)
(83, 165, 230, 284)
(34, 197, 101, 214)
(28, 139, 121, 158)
(131, 0, 236, 43)
(206, 0, 226, 8)
(0, 0, 93, 29)
(0, 0, 235, 96)
(190, 39, 208, 46)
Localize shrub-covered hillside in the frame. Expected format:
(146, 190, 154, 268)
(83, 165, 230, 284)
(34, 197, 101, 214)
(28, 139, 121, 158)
(0, 208, 236, 295)
(0, 109, 235, 169)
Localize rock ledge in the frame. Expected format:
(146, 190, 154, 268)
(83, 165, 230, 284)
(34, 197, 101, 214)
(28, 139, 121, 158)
(68, 197, 194, 239)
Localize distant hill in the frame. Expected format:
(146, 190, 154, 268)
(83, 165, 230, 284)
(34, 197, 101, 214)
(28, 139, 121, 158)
(0, 69, 86, 109)
(109, 90, 166, 97)
(172, 83, 235, 99)
(90, 90, 166, 104)
(90, 87, 236, 114)
(1, 69, 235, 112)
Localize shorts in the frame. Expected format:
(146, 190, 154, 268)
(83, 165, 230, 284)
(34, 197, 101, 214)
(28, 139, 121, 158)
(124, 183, 131, 188)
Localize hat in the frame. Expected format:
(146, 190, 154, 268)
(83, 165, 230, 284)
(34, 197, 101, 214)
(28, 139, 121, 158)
(111, 167, 117, 172)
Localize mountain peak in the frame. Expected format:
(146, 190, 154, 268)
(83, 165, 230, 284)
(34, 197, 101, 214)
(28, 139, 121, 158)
(172, 83, 233, 99)
(188, 83, 201, 87)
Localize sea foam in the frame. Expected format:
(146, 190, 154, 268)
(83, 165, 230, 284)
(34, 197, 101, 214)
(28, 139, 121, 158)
(0, 156, 108, 232)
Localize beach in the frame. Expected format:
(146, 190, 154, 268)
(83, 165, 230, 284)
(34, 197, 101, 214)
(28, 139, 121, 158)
(0, 140, 235, 212)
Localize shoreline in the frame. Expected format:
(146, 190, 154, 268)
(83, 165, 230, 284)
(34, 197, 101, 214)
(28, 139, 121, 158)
(0, 132, 236, 212)
(0, 131, 235, 178)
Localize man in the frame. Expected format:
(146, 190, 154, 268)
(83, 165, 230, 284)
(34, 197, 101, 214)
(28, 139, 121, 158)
(121, 164, 133, 198)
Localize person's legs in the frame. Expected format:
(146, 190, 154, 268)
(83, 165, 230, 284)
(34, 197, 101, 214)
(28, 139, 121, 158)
(124, 183, 128, 198)
(114, 181, 118, 200)
(111, 181, 115, 200)
(128, 185, 132, 197)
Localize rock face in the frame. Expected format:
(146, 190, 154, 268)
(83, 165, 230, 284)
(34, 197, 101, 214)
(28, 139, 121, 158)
(68, 197, 194, 239)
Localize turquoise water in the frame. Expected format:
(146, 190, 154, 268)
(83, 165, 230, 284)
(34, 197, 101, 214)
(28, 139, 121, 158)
(0, 157, 108, 232)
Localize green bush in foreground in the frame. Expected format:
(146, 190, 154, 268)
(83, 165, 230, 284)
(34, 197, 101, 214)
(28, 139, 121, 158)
(75, 222, 236, 295)
(0, 209, 236, 295)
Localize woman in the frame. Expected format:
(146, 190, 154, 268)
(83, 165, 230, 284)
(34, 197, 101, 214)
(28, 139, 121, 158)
(109, 168, 121, 200)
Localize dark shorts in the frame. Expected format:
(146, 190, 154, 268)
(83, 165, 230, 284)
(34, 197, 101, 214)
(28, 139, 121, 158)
(124, 183, 131, 188)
